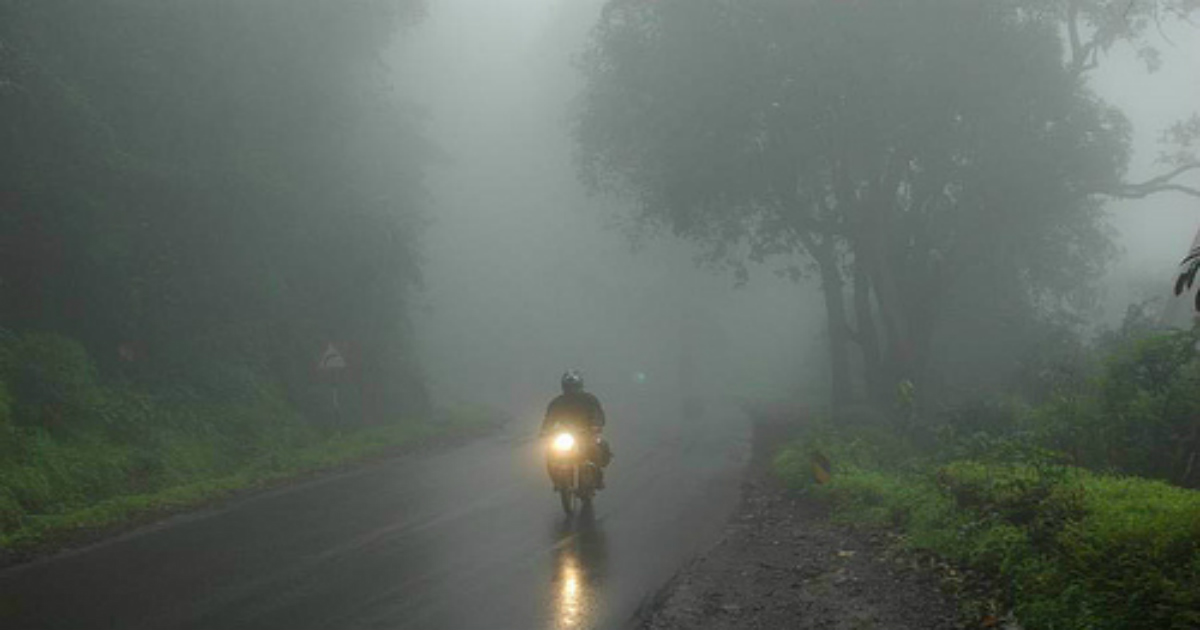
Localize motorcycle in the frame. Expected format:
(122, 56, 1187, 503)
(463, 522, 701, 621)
(545, 425, 603, 515)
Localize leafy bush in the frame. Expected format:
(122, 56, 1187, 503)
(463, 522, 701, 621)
(773, 413, 926, 485)
(775, 443, 1200, 630)
(766, 322, 1200, 628)
(1038, 476, 1200, 630)
(938, 461, 1086, 533)
(1010, 321, 1096, 404)
(0, 330, 14, 378)
(0, 328, 497, 551)
(3, 332, 103, 435)
(1028, 328, 1200, 487)
(932, 397, 1025, 442)
(0, 379, 16, 456)
(772, 446, 813, 491)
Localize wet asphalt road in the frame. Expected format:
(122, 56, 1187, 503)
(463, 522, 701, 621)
(0, 398, 750, 630)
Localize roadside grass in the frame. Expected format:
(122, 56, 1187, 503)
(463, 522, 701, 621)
(773, 439, 1200, 630)
(0, 403, 497, 555)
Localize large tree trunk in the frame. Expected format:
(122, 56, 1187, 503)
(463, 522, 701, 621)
(832, 157, 929, 421)
(853, 179, 916, 398)
(809, 235, 854, 412)
(830, 154, 906, 407)
(853, 260, 887, 403)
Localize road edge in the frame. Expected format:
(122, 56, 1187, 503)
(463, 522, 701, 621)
(0, 419, 503, 571)
(623, 402, 800, 629)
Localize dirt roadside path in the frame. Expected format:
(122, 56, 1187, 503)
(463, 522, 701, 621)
(635, 412, 965, 630)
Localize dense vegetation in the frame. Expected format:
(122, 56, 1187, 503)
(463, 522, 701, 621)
(577, 0, 1200, 627)
(577, 0, 1199, 412)
(0, 0, 456, 550)
(771, 321, 1200, 629)
(775, 455, 1200, 630)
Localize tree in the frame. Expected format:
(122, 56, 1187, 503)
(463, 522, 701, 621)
(0, 0, 431, 421)
(577, 0, 1142, 413)
(1176, 245, 1200, 312)
(1047, 0, 1200, 199)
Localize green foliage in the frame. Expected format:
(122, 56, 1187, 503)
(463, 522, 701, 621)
(3, 333, 102, 434)
(1177, 244, 1200, 313)
(771, 446, 812, 491)
(1028, 328, 1200, 487)
(1038, 476, 1200, 630)
(987, 470, 1200, 630)
(0, 324, 494, 551)
(824, 469, 941, 531)
(938, 461, 1088, 556)
(778, 413, 926, 480)
(774, 428, 1200, 630)
(1009, 320, 1097, 403)
(775, 322, 1200, 626)
(578, 0, 1131, 407)
(0, 394, 494, 552)
(1, 0, 431, 424)
(0, 379, 16, 456)
(0, 0, 443, 557)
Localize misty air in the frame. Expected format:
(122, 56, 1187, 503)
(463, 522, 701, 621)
(1, 1, 1199, 629)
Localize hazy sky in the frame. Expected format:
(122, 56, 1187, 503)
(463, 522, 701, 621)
(1089, 21, 1200, 322)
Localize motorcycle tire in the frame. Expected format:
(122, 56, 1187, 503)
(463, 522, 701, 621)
(560, 488, 573, 515)
(578, 466, 595, 504)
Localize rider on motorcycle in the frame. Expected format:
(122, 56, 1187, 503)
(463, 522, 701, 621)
(540, 370, 612, 489)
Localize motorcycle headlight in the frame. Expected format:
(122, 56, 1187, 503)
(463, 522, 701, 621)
(552, 432, 576, 452)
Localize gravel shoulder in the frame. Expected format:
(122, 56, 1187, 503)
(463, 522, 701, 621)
(636, 416, 966, 630)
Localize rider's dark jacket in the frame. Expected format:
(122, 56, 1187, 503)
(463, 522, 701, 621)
(541, 391, 605, 435)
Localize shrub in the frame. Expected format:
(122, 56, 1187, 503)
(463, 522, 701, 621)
(0, 325, 497, 550)
(0, 327, 16, 376)
(0, 379, 17, 456)
(4, 332, 103, 435)
(776, 413, 925, 481)
(1021, 327, 1200, 488)
(787, 452, 1200, 630)
(1043, 476, 1200, 630)
(772, 445, 813, 492)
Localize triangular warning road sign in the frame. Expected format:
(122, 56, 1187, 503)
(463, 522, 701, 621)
(318, 343, 347, 370)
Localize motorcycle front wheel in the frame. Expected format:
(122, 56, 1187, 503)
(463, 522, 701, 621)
(559, 488, 574, 515)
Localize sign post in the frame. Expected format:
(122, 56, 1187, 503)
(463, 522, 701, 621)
(316, 342, 349, 424)
(318, 343, 348, 370)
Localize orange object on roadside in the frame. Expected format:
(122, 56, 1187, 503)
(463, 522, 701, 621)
(811, 452, 832, 485)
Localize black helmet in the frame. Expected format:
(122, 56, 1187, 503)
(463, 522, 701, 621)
(561, 370, 583, 393)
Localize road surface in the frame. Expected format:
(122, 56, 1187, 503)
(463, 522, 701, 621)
(0, 398, 750, 630)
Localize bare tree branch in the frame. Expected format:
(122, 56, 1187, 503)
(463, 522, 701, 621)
(1103, 162, 1200, 198)
(1153, 0, 1179, 43)
(1111, 183, 1200, 198)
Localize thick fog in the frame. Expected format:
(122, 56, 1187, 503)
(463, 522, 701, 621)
(6, 3, 1200, 626)
(1091, 22, 1200, 324)
(395, 0, 824, 420)
(395, 0, 1200, 417)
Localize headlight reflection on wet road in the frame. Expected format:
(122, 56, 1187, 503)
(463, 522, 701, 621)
(550, 513, 607, 630)
(558, 555, 582, 627)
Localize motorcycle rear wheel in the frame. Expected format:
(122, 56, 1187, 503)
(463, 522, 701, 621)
(559, 488, 573, 515)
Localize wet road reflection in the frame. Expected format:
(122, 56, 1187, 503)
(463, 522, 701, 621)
(0, 401, 749, 630)
(549, 507, 608, 630)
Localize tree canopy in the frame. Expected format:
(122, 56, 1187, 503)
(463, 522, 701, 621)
(0, 0, 430, 421)
(576, 0, 1191, 411)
